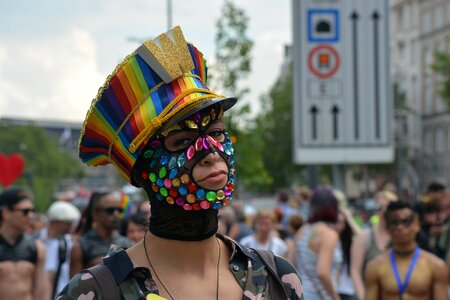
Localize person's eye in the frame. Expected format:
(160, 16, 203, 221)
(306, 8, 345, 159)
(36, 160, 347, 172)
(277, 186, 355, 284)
(164, 131, 197, 151)
(207, 129, 225, 141)
(174, 138, 194, 148)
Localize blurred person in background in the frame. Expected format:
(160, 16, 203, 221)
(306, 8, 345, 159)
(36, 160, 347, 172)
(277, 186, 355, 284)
(0, 188, 47, 300)
(350, 190, 398, 300)
(277, 189, 299, 230)
(240, 208, 288, 257)
(424, 181, 446, 204)
(34, 201, 80, 298)
(229, 204, 253, 242)
(296, 185, 312, 220)
(70, 191, 131, 276)
(120, 212, 147, 244)
(136, 199, 151, 222)
(292, 187, 342, 300)
(416, 201, 446, 259)
(285, 214, 304, 265)
(27, 212, 48, 235)
(333, 189, 362, 300)
(218, 204, 252, 242)
(365, 201, 448, 300)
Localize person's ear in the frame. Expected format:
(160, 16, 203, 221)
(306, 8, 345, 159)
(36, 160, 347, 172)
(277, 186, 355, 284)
(1, 207, 12, 221)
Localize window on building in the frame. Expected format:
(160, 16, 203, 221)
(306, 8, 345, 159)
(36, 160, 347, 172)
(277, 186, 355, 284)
(424, 76, 433, 114)
(397, 6, 404, 31)
(436, 128, 446, 155)
(425, 130, 433, 154)
(447, 128, 450, 152)
(422, 11, 431, 33)
(435, 5, 443, 29)
(447, 2, 450, 23)
(424, 47, 433, 75)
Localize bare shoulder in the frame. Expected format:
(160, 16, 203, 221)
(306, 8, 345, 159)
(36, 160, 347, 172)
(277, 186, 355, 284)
(366, 252, 387, 271)
(421, 250, 448, 273)
(313, 223, 339, 245)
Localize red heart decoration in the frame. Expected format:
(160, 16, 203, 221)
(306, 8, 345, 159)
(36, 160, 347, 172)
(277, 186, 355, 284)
(0, 153, 25, 188)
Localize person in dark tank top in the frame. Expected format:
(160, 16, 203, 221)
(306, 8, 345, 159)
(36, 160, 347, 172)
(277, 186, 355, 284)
(70, 191, 132, 276)
(0, 188, 48, 300)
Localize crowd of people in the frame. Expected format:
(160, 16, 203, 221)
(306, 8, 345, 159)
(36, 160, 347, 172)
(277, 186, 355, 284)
(2, 181, 450, 299)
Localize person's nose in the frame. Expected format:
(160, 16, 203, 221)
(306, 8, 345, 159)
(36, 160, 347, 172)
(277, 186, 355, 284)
(199, 151, 221, 166)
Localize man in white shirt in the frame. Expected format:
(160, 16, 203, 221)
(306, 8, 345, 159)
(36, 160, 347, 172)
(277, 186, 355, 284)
(35, 201, 80, 299)
(240, 209, 288, 257)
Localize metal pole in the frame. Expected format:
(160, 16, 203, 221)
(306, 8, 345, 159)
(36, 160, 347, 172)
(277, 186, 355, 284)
(332, 164, 346, 193)
(308, 165, 318, 190)
(167, 0, 173, 30)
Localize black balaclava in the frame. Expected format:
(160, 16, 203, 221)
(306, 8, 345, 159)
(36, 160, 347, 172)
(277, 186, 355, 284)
(132, 104, 235, 241)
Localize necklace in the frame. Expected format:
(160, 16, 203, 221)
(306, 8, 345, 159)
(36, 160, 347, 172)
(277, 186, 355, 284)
(143, 233, 221, 300)
(389, 246, 420, 300)
(393, 248, 416, 257)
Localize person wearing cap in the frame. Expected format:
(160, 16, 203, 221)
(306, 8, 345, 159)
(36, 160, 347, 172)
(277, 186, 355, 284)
(57, 26, 303, 299)
(0, 188, 48, 300)
(33, 201, 80, 298)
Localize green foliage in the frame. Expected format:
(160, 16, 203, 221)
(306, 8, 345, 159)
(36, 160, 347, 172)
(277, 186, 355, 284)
(0, 125, 84, 211)
(215, 0, 252, 97)
(213, 0, 272, 194)
(432, 51, 450, 108)
(256, 69, 306, 192)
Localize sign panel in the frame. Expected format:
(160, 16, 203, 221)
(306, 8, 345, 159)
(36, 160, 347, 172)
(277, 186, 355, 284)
(292, 0, 394, 164)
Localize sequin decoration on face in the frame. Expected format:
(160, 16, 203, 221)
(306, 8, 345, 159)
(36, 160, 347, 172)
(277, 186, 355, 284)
(139, 105, 235, 211)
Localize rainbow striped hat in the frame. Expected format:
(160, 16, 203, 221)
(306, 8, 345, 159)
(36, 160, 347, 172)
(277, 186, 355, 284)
(79, 26, 236, 183)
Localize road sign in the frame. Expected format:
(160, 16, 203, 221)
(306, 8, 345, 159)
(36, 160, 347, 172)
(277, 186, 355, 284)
(308, 9, 340, 43)
(308, 45, 340, 78)
(292, 0, 393, 164)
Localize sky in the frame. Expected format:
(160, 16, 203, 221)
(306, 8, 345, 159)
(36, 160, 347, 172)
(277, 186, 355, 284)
(0, 0, 291, 123)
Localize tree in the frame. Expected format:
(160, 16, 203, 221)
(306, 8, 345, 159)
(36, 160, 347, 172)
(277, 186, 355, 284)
(256, 68, 307, 192)
(214, 0, 252, 98)
(0, 124, 84, 211)
(212, 0, 271, 194)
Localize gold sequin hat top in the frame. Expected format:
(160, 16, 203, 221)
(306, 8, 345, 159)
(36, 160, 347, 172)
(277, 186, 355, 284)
(78, 26, 237, 183)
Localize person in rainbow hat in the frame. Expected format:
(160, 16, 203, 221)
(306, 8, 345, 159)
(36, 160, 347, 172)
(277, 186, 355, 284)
(57, 26, 303, 299)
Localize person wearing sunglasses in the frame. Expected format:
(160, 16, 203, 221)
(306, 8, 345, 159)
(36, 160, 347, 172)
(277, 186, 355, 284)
(58, 26, 303, 300)
(350, 190, 398, 300)
(365, 201, 448, 300)
(0, 188, 48, 300)
(70, 191, 132, 277)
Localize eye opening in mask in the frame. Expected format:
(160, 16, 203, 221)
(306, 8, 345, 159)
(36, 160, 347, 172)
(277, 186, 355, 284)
(162, 121, 226, 152)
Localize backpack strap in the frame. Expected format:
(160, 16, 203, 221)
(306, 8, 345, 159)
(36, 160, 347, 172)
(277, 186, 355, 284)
(86, 264, 120, 300)
(252, 249, 290, 300)
(52, 237, 67, 299)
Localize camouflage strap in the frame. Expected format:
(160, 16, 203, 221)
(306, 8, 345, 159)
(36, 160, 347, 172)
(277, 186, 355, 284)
(252, 249, 290, 300)
(87, 264, 120, 300)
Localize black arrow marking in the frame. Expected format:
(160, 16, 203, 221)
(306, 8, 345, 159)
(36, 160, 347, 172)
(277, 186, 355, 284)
(350, 11, 359, 140)
(310, 105, 319, 140)
(372, 11, 381, 139)
(331, 105, 340, 140)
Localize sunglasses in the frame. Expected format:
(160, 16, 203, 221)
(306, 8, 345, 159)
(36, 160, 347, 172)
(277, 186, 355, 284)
(12, 207, 35, 216)
(386, 214, 415, 228)
(100, 207, 124, 215)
